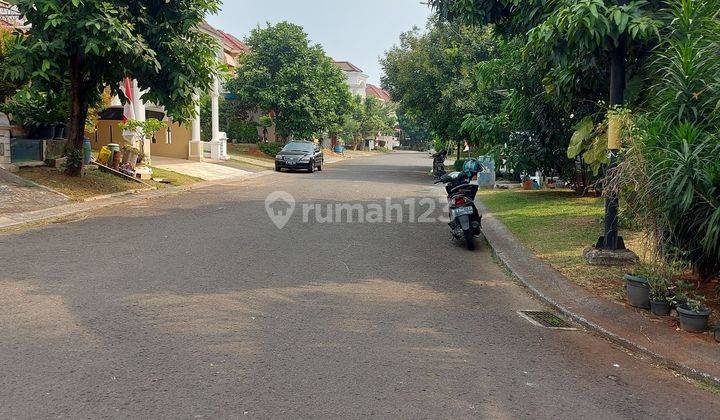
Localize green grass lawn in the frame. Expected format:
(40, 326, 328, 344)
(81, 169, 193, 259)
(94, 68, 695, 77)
(148, 167, 203, 188)
(20, 167, 149, 202)
(478, 189, 643, 299)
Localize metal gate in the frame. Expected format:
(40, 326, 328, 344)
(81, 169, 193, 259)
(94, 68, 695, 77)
(10, 139, 43, 163)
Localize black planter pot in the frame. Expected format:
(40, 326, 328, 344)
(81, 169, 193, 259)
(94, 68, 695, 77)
(54, 125, 66, 140)
(650, 300, 671, 316)
(677, 305, 711, 333)
(33, 124, 55, 139)
(624, 274, 650, 309)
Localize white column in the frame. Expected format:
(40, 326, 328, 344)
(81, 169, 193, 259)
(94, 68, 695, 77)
(131, 80, 151, 164)
(211, 76, 220, 142)
(132, 80, 146, 122)
(188, 94, 203, 161)
(192, 101, 201, 142)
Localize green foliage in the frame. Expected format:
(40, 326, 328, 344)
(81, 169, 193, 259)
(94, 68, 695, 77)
(6, 0, 221, 176)
(397, 111, 431, 150)
(3, 86, 69, 126)
(612, 0, 720, 280)
(634, 265, 671, 302)
(227, 119, 259, 143)
(381, 22, 497, 142)
(0, 29, 24, 103)
(227, 22, 351, 140)
(258, 142, 283, 157)
(340, 96, 396, 149)
(120, 118, 167, 141)
(63, 147, 84, 173)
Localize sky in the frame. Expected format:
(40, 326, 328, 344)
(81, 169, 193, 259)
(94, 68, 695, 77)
(206, 0, 432, 86)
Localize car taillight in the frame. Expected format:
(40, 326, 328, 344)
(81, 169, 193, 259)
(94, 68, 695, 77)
(454, 197, 467, 207)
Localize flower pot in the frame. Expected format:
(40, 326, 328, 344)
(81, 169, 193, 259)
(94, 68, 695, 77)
(522, 180, 533, 190)
(54, 125, 66, 140)
(624, 274, 650, 309)
(10, 126, 28, 138)
(650, 300, 671, 316)
(33, 124, 55, 139)
(677, 305, 711, 333)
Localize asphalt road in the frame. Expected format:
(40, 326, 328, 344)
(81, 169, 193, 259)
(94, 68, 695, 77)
(1, 152, 718, 419)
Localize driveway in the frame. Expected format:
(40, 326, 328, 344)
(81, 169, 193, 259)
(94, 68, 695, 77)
(1, 152, 718, 418)
(0, 168, 69, 218)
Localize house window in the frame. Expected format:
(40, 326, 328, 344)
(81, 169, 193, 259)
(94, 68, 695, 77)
(166, 126, 172, 144)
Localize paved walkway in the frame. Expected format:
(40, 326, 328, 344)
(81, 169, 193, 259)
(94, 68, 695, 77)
(152, 157, 253, 181)
(478, 202, 720, 386)
(0, 168, 69, 219)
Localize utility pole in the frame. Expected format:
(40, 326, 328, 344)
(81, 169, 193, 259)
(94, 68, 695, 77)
(597, 0, 629, 251)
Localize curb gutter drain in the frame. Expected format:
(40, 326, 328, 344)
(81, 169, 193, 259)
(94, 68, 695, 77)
(518, 310, 577, 330)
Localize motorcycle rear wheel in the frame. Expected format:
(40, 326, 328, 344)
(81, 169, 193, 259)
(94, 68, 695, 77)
(464, 229, 476, 251)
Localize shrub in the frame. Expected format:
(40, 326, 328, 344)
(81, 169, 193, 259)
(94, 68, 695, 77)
(258, 142, 283, 157)
(227, 119, 259, 143)
(611, 0, 720, 280)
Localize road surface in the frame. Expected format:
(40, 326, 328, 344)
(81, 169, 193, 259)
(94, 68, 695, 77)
(1, 152, 718, 418)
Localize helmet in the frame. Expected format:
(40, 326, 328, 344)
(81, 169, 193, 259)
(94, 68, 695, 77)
(463, 158, 483, 177)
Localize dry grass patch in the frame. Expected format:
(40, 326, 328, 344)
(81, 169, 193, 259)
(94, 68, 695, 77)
(19, 167, 148, 201)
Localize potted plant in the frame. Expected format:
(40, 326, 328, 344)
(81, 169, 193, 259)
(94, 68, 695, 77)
(624, 268, 651, 309)
(675, 288, 711, 333)
(121, 145, 141, 170)
(647, 274, 672, 316)
(521, 175, 533, 190)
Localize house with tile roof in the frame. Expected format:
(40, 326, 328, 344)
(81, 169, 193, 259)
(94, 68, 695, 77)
(93, 22, 250, 162)
(365, 84, 392, 103)
(333, 60, 369, 98)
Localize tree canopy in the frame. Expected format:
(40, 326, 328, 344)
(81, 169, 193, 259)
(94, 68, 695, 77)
(7, 0, 222, 174)
(226, 22, 351, 141)
(381, 22, 498, 145)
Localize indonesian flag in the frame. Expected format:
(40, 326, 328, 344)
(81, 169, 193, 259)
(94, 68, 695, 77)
(122, 78, 135, 122)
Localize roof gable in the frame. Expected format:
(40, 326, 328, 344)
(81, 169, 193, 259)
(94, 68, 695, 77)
(366, 84, 392, 102)
(333, 60, 363, 73)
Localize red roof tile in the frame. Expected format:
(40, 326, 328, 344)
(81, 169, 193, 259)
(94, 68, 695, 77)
(333, 61, 364, 73)
(217, 30, 249, 54)
(366, 84, 392, 102)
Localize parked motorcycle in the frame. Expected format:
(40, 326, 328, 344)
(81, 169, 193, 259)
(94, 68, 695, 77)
(435, 160, 482, 250)
(432, 149, 448, 180)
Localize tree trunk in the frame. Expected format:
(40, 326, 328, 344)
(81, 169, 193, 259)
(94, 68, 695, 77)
(66, 53, 90, 177)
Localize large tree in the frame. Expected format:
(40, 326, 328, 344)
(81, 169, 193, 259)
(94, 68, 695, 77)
(428, 0, 662, 250)
(340, 95, 396, 150)
(7, 0, 221, 175)
(381, 21, 497, 152)
(227, 22, 351, 141)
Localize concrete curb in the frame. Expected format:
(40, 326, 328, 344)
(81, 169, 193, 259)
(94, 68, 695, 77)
(478, 202, 720, 387)
(0, 170, 274, 232)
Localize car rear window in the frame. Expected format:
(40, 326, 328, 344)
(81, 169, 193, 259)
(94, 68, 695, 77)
(282, 142, 314, 152)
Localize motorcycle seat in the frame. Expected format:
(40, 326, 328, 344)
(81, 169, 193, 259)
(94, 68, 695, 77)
(440, 172, 465, 183)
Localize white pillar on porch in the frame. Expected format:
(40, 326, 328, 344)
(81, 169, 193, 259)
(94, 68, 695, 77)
(132, 80, 151, 164)
(189, 94, 203, 161)
(211, 76, 220, 142)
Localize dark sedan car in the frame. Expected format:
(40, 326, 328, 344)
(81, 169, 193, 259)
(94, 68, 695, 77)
(275, 141, 324, 173)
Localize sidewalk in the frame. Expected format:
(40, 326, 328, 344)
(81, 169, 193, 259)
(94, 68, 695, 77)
(0, 171, 272, 231)
(478, 202, 720, 386)
(152, 157, 254, 180)
(0, 168, 70, 222)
